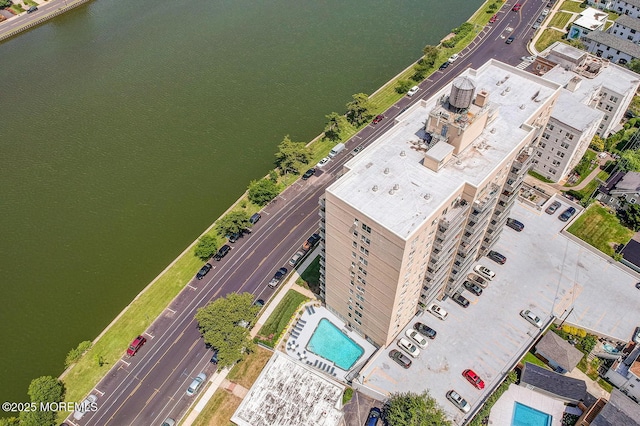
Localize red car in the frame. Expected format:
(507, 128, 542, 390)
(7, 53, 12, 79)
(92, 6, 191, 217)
(127, 335, 147, 356)
(463, 369, 485, 389)
(489, 14, 498, 23)
(512, 3, 522, 11)
(372, 115, 384, 124)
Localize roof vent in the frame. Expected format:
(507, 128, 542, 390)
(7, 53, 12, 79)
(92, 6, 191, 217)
(423, 193, 431, 200)
(372, 185, 378, 192)
(400, 150, 406, 157)
(393, 183, 399, 191)
(501, 89, 508, 96)
(490, 128, 496, 134)
(389, 189, 395, 195)
(384, 167, 390, 175)
(519, 104, 526, 110)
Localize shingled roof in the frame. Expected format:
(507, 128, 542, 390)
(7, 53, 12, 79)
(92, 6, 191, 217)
(591, 389, 640, 426)
(535, 332, 585, 372)
(520, 363, 587, 402)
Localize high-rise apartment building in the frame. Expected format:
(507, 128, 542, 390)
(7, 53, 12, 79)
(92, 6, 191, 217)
(319, 60, 562, 347)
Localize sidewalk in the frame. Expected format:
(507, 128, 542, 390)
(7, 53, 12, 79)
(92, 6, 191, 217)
(182, 247, 320, 425)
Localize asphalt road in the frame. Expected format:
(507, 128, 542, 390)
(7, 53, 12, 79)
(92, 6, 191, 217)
(71, 1, 553, 424)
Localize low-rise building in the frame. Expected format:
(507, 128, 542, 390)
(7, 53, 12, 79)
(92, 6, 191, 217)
(584, 30, 640, 65)
(603, 343, 640, 402)
(534, 332, 585, 374)
(596, 171, 640, 210)
(520, 363, 588, 404)
(568, 7, 609, 40)
(589, 388, 640, 425)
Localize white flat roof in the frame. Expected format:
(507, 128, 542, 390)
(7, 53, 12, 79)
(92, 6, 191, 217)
(231, 351, 345, 426)
(574, 7, 608, 30)
(327, 59, 561, 239)
(551, 90, 604, 131)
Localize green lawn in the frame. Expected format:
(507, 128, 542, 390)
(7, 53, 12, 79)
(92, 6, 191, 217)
(299, 256, 321, 294)
(559, 0, 585, 13)
(256, 290, 309, 347)
(528, 170, 555, 183)
(568, 203, 633, 256)
(549, 11, 574, 29)
(521, 352, 551, 369)
(565, 150, 597, 187)
(535, 29, 565, 52)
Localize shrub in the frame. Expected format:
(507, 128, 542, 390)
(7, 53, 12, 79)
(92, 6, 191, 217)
(65, 341, 92, 368)
(342, 388, 353, 404)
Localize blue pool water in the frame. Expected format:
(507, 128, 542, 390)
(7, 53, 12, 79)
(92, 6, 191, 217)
(512, 402, 552, 426)
(306, 318, 364, 370)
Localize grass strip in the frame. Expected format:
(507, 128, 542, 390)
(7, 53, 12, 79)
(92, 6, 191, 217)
(255, 290, 309, 348)
(535, 29, 566, 52)
(548, 11, 574, 29)
(567, 203, 633, 256)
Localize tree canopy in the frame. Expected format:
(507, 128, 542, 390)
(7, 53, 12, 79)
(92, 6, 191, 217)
(619, 204, 640, 231)
(194, 234, 219, 260)
(324, 112, 344, 141)
(345, 93, 373, 127)
(384, 391, 451, 426)
(274, 135, 312, 175)
(422, 45, 439, 69)
(620, 149, 640, 172)
(589, 135, 604, 152)
(248, 178, 280, 206)
(628, 59, 640, 74)
(195, 292, 261, 368)
(19, 376, 65, 426)
(216, 211, 251, 237)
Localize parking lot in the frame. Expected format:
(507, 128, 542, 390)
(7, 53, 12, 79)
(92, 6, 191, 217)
(357, 197, 640, 424)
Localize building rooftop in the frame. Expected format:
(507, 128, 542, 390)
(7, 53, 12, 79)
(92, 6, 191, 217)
(535, 332, 585, 372)
(550, 89, 604, 131)
(585, 30, 640, 58)
(573, 7, 608, 30)
(230, 352, 344, 426)
(520, 363, 587, 402)
(327, 59, 561, 239)
(591, 389, 640, 426)
(608, 171, 640, 193)
(614, 13, 640, 32)
(619, 0, 640, 9)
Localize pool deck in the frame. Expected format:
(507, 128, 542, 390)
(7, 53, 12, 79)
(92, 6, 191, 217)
(283, 305, 377, 383)
(489, 384, 564, 426)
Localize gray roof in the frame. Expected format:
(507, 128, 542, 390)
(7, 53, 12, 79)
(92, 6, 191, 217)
(585, 30, 640, 58)
(614, 14, 640, 33)
(520, 363, 587, 402)
(591, 388, 640, 426)
(610, 171, 640, 194)
(550, 90, 604, 132)
(535, 332, 585, 372)
(618, 0, 640, 10)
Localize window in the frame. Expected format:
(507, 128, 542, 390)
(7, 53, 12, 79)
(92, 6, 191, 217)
(361, 235, 370, 245)
(631, 198, 637, 204)
(561, 142, 569, 149)
(352, 251, 356, 258)
(553, 160, 561, 166)
(566, 133, 574, 140)
(358, 266, 367, 275)
(610, 95, 619, 103)
(547, 124, 554, 131)
(605, 104, 613, 112)
(352, 241, 358, 248)
(359, 246, 369, 256)
(361, 223, 371, 233)
(355, 310, 362, 317)
(359, 256, 368, 266)
(353, 230, 358, 237)
(556, 151, 565, 158)
(354, 317, 362, 325)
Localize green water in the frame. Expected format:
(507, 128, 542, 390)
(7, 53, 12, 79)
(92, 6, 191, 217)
(0, 0, 483, 404)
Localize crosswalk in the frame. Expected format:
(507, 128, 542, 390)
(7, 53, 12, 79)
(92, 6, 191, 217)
(515, 60, 532, 70)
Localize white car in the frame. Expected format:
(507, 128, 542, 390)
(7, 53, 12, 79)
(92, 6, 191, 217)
(317, 157, 331, 168)
(446, 390, 471, 413)
(289, 251, 305, 267)
(520, 310, 543, 328)
(521, 55, 536, 62)
(473, 264, 495, 280)
(398, 337, 421, 358)
(407, 85, 419, 97)
(405, 329, 428, 349)
(186, 372, 207, 396)
(633, 327, 640, 344)
(427, 303, 448, 320)
(448, 53, 459, 63)
(73, 394, 97, 420)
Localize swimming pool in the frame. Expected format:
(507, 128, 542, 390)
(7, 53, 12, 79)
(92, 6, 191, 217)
(512, 402, 552, 426)
(306, 318, 364, 370)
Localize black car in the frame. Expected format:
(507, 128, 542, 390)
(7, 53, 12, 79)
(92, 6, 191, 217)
(439, 61, 450, 70)
(196, 263, 212, 280)
(506, 36, 515, 44)
(210, 349, 219, 364)
(488, 250, 507, 264)
(213, 244, 231, 261)
(414, 322, 437, 339)
(249, 213, 261, 224)
(559, 207, 576, 222)
(463, 281, 483, 296)
(506, 218, 524, 232)
(253, 299, 265, 307)
(302, 168, 316, 180)
(227, 230, 244, 243)
(268, 267, 288, 288)
(389, 349, 411, 368)
(452, 293, 470, 308)
(27, 6, 38, 13)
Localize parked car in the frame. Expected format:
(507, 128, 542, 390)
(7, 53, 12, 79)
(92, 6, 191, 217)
(463, 369, 485, 389)
(489, 14, 498, 23)
(448, 53, 459, 63)
(303, 233, 321, 251)
(289, 250, 305, 266)
(302, 168, 316, 180)
(506, 36, 515, 44)
(227, 230, 244, 243)
(467, 273, 489, 288)
(446, 390, 471, 413)
(268, 267, 288, 288)
(210, 349, 219, 364)
(365, 407, 382, 426)
(452, 293, 470, 308)
(372, 114, 384, 124)
(439, 61, 450, 70)
(414, 322, 437, 339)
(186, 373, 207, 396)
(405, 328, 429, 349)
(162, 419, 176, 426)
(512, 3, 522, 11)
(407, 85, 419, 97)
(253, 299, 265, 307)
(542, 8, 550, 15)
(473, 265, 495, 280)
(73, 394, 97, 420)
(249, 213, 261, 224)
(463, 281, 483, 296)
(521, 55, 536, 62)
(545, 200, 561, 214)
(196, 263, 212, 280)
(317, 157, 331, 168)
(487, 250, 507, 265)
(398, 337, 421, 358)
(520, 309, 543, 328)
(506, 218, 524, 232)
(532, 22, 540, 29)
(214, 244, 231, 261)
(389, 349, 412, 368)
(559, 207, 576, 222)
(427, 303, 448, 320)
(127, 335, 147, 356)
(27, 6, 38, 13)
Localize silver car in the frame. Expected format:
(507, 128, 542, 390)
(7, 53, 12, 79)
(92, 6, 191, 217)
(520, 310, 543, 328)
(186, 372, 207, 396)
(446, 390, 470, 413)
(73, 394, 97, 420)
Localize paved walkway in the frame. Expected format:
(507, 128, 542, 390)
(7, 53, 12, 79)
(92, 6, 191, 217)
(566, 367, 611, 400)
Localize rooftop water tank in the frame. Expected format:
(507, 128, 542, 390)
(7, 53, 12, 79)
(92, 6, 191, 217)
(450, 76, 476, 110)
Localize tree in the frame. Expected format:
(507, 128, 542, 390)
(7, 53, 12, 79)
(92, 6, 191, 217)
(395, 79, 414, 94)
(345, 93, 373, 127)
(589, 135, 604, 152)
(194, 234, 219, 260)
(195, 292, 261, 368)
(19, 376, 65, 426)
(384, 391, 451, 426)
(248, 178, 280, 206)
(627, 58, 640, 74)
(629, 95, 640, 117)
(422, 45, 439, 69)
(216, 211, 251, 237)
(619, 203, 640, 231)
(0, 418, 20, 426)
(65, 340, 92, 367)
(0, 0, 12, 9)
(619, 149, 640, 171)
(274, 135, 312, 175)
(324, 112, 344, 141)
(411, 62, 429, 81)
